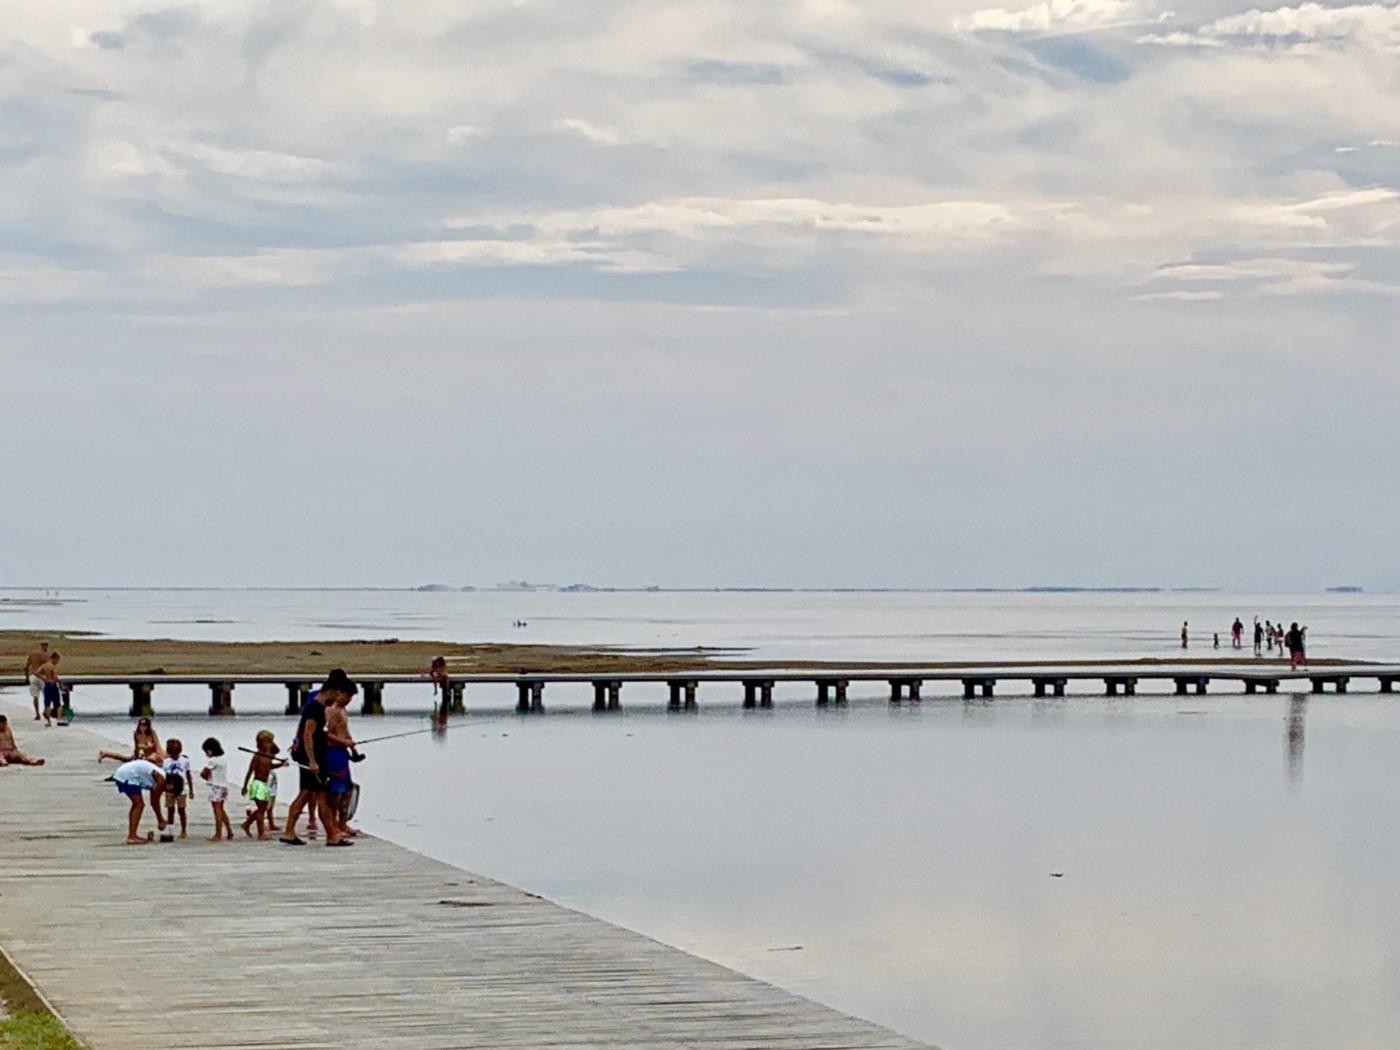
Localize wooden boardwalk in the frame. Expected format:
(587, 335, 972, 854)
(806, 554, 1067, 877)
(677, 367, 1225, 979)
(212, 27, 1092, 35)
(0, 706, 929, 1050)
(6, 660, 1398, 718)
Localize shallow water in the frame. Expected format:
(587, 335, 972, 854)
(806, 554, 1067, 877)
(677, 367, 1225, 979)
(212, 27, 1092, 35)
(9, 590, 1400, 1049)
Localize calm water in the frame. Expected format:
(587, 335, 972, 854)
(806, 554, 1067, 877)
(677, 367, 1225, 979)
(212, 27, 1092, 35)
(6, 589, 1400, 1049)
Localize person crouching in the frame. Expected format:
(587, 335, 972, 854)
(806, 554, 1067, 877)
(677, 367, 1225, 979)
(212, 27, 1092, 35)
(111, 758, 167, 845)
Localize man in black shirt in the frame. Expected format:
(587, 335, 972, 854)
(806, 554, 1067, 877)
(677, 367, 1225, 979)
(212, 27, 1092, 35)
(280, 669, 357, 847)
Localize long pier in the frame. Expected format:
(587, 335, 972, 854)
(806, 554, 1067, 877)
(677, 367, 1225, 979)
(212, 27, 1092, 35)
(6, 662, 1400, 717)
(0, 709, 928, 1049)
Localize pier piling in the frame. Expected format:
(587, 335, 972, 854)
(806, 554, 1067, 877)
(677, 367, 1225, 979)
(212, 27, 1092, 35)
(128, 682, 154, 718)
(516, 681, 545, 713)
(360, 681, 385, 715)
(590, 680, 622, 712)
(284, 682, 310, 715)
(207, 681, 235, 717)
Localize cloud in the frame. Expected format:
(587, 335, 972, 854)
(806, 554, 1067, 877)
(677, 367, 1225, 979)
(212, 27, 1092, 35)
(444, 124, 483, 144)
(555, 117, 624, 145)
(1129, 289, 1225, 300)
(1139, 1, 1400, 52)
(957, 0, 1150, 33)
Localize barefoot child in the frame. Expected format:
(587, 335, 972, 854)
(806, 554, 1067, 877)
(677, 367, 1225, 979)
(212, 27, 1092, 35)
(162, 738, 193, 839)
(240, 731, 286, 839)
(200, 737, 233, 841)
(111, 758, 167, 845)
(0, 715, 45, 766)
(264, 767, 281, 833)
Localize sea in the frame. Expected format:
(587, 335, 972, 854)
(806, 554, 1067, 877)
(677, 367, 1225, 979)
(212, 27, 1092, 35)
(4, 588, 1399, 1050)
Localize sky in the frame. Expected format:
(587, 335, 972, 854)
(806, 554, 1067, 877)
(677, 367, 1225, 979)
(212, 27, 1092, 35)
(3, 0, 1400, 590)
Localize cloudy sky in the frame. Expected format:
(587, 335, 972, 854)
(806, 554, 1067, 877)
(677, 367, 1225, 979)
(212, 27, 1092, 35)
(3, 0, 1399, 589)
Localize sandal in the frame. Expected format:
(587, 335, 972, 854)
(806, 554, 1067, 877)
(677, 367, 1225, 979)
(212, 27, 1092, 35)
(279, 836, 306, 846)
(326, 840, 354, 847)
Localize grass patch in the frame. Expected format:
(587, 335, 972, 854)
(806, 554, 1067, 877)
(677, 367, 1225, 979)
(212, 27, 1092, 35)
(0, 1012, 84, 1050)
(0, 946, 84, 1050)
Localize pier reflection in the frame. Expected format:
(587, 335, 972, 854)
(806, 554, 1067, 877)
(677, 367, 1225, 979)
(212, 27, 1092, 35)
(1286, 694, 1307, 786)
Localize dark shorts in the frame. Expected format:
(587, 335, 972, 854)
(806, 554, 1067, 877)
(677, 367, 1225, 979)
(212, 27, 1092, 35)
(299, 767, 326, 793)
(42, 683, 60, 707)
(325, 747, 353, 795)
(115, 781, 144, 798)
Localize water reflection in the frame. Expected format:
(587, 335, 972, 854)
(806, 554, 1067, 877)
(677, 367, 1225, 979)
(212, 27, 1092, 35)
(1286, 694, 1307, 786)
(142, 696, 1400, 1050)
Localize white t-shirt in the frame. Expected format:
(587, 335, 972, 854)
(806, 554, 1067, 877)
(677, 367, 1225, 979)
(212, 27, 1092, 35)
(202, 754, 227, 787)
(114, 759, 160, 789)
(162, 754, 192, 793)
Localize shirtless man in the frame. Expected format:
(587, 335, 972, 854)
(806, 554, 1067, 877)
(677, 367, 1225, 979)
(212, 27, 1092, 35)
(324, 690, 360, 839)
(36, 653, 63, 727)
(0, 714, 45, 766)
(24, 641, 50, 720)
(280, 670, 355, 847)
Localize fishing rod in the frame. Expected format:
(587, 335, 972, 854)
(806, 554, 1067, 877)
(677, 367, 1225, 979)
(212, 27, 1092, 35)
(234, 749, 365, 821)
(352, 726, 441, 747)
(235, 724, 438, 764)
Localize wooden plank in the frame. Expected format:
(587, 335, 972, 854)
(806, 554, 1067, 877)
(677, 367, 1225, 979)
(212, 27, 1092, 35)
(0, 707, 931, 1050)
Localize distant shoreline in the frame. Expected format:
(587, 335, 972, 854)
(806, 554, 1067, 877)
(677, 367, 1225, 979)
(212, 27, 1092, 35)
(1, 585, 1381, 594)
(0, 631, 1360, 678)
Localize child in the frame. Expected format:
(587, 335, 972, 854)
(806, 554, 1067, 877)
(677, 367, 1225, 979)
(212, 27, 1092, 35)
(111, 757, 167, 845)
(240, 731, 286, 840)
(265, 767, 281, 833)
(162, 738, 193, 839)
(200, 737, 233, 842)
(0, 714, 45, 766)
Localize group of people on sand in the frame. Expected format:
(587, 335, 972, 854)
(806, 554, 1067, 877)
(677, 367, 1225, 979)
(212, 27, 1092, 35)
(1183, 617, 1310, 668)
(23, 640, 65, 725)
(93, 669, 365, 846)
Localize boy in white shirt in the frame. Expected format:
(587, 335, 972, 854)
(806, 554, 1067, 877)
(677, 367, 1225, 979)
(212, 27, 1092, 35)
(162, 738, 194, 839)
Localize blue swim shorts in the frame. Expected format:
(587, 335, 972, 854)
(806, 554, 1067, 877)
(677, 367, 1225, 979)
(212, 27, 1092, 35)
(115, 781, 143, 798)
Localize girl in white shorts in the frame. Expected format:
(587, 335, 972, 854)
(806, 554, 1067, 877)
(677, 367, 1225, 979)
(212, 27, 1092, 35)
(200, 737, 234, 842)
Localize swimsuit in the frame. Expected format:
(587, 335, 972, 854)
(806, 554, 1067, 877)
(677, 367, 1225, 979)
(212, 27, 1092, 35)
(325, 746, 353, 796)
(247, 779, 272, 803)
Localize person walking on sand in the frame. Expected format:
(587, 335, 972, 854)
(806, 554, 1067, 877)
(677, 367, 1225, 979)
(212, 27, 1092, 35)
(1253, 617, 1264, 657)
(1181, 621, 1189, 649)
(1231, 617, 1244, 650)
(280, 670, 355, 848)
(0, 714, 45, 766)
(24, 641, 50, 721)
